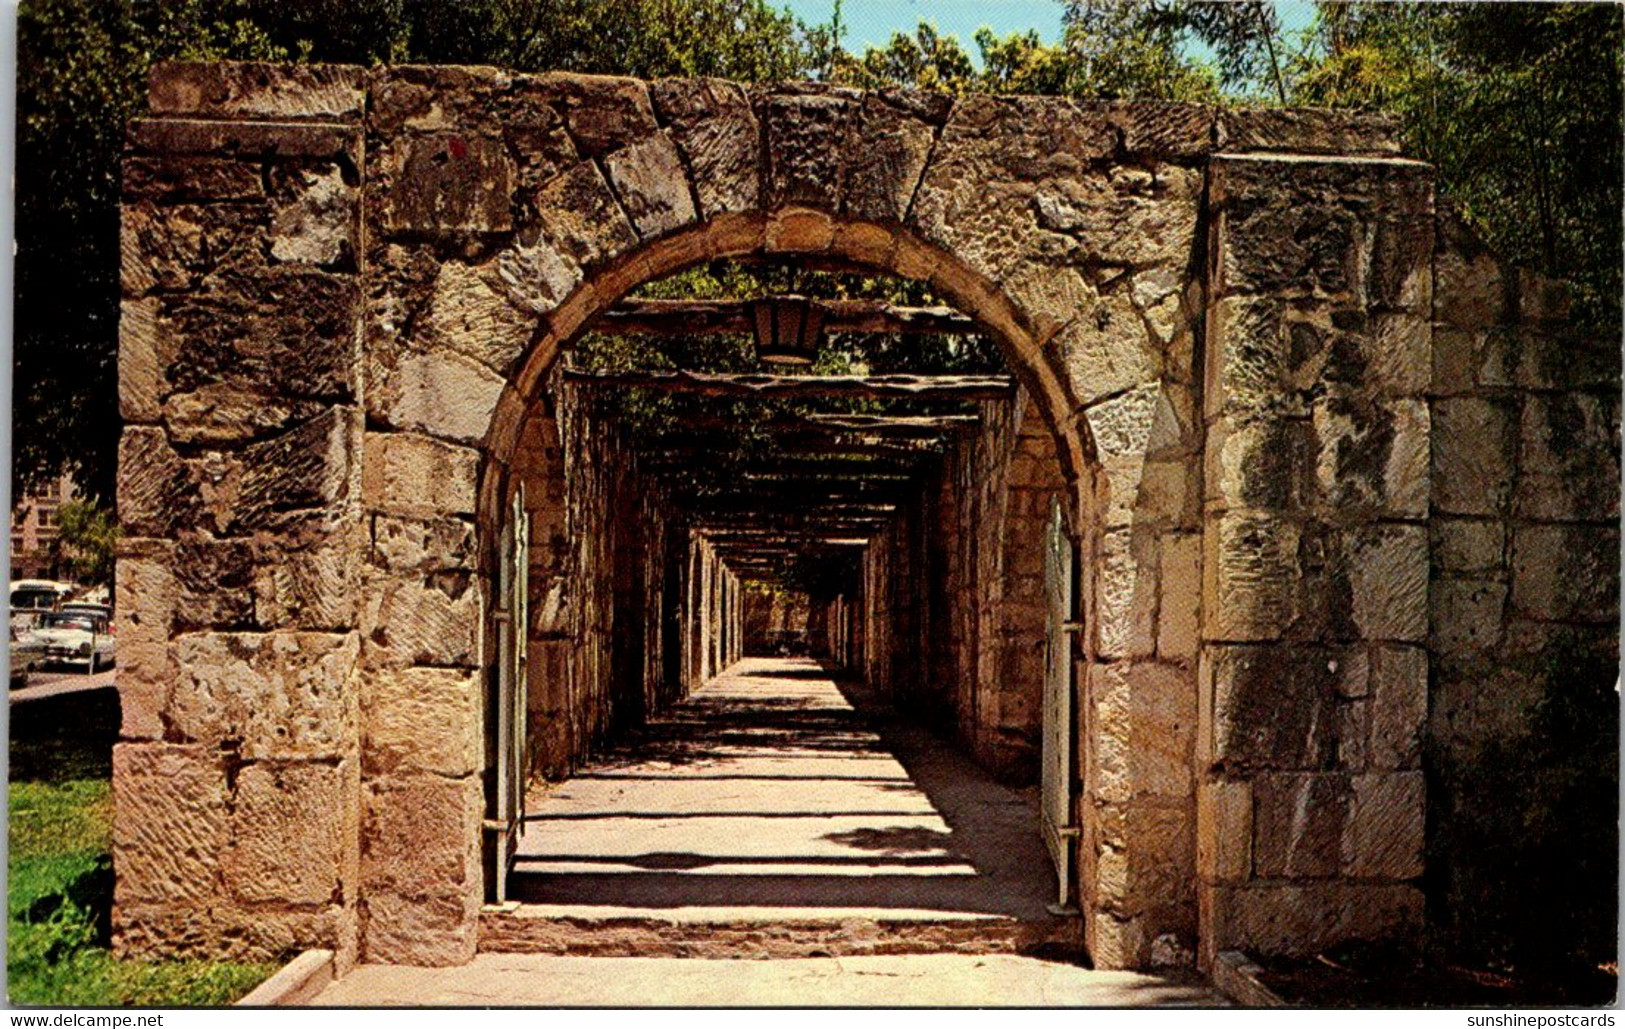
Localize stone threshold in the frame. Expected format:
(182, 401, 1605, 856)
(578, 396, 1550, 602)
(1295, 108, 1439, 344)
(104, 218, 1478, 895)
(236, 949, 336, 1007)
(1208, 950, 1289, 1008)
(480, 904, 1083, 960)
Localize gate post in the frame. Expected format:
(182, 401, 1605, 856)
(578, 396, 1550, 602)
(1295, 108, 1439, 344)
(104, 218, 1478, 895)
(1198, 151, 1434, 966)
(115, 64, 369, 965)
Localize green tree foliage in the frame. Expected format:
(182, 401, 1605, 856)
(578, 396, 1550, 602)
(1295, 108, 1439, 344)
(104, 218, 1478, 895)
(53, 498, 119, 587)
(14, 0, 816, 501)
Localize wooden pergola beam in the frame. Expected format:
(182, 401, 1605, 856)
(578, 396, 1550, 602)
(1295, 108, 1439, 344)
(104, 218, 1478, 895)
(564, 368, 1014, 400)
(591, 298, 979, 336)
(634, 412, 978, 439)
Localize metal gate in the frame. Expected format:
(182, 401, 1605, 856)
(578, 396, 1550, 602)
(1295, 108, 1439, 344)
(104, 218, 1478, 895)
(1041, 497, 1079, 913)
(491, 484, 530, 903)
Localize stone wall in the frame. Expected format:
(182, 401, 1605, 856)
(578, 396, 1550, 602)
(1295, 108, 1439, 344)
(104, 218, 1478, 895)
(1428, 212, 1621, 968)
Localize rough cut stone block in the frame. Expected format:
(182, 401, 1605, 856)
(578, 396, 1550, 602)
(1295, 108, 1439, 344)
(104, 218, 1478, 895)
(1348, 524, 1428, 642)
(123, 155, 264, 202)
(129, 119, 361, 161)
(1430, 396, 1518, 517)
(1218, 107, 1401, 156)
(382, 350, 506, 445)
(603, 132, 697, 239)
(386, 133, 513, 235)
(116, 541, 174, 739)
(757, 88, 855, 209)
(1511, 524, 1620, 625)
(236, 407, 358, 530)
(651, 78, 761, 217)
(1157, 533, 1201, 662)
(497, 160, 636, 314)
(361, 574, 480, 669)
(1206, 881, 1421, 957)
(226, 761, 347, 905)
(369, 515, 476, 577)
(167, 631, 360, 759)
(362, 890, 477, 967)
(1430, 577, 1506, 657)
(118, 426, 203, 538)
(1312, 396, 1429, 518)
(150, 62, 366, 121)
(270, 164, 355, 266)
(414, 260, 537, 377)
(363, 667, 481, 777)
(545, 73, 658, 158)
(1104, 101, 1216, 158)
(1128, 662, 1197, 799)
(119, 297, 162, 423)
(1433, 217, 1509, 329)
(113, 743, 228, 905)
(1344, 772, 1424, 879)
(1204, 513, 1298, 641)
(361, 776, 482, 894)
(1031, 164, 1202, 269)
(1515, 392, 1621, 522)
(1204, 414, 1317, 513)
(1430, 518, 1505, 576)
(1253, 773, 1349, 878)
(841, 94, 938, 223)
(1208, 644, 1341, 771)
(1197, 779, 1252, 882)
(1097, 528, 1157, 660)
(1368, 646, 1426, 772)
(362, 432, 479, 518)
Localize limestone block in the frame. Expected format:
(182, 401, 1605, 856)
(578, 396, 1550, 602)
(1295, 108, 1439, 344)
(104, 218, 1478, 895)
(1515, 392, 1621, 522)
(118, 426, 203, 538)
(603, 132, 697, 240)
(1430, 577, 1506, 657)
(362, 432, 479, 519)
(1203, 513, 1298, 641)
(651, 78, 761, 217)
(1312, 396, 1429, 518)
(361, 573, 480, 669)
(1366, 212, 1435, 312)
(363, 667, 482, 777)
(1371, 312, 1430, 396)
(119, 297, 162, 423)
(1348, 524, 1428, 642)
(1204, 294, 1301, 418)
(1205, 881, 1422, 957)
(497, 160, 636, 314)
(167, 631, 360, 759)
(1511, 524, 1620, 625)
(161, 267, 360, 402)
(1430, 518, 1505, 576)
(270, 163, 355, 266)
(385, 134, 513, 235)
(545, 73, 659, 158)
(361, 776, 483, 895)
(1208, 644, 1341, 771)
(1429, 396, 1518, 517)
(765, 208, 835, 253)
(1203, 415, 1316, 513)
(842, 93, 939, 223)
(369, 515, 476, 577)
(1157, 533, 1201, 662)
(1218, 107, 1401, 156)
(225, 761, 347, 905)
(123, 155, 264, 203)
(1433, 226, 1508, 329)
(1515, 328, 1622, 392)
(1368, 646, 1427, 771)
(122, 200, 259, 295)
(115, 540, 174, 740)
(1084, 383, 1179, 462)
(162, 385, 329, 446)
(1104, 101, 1216, 159)
(113, 743, 228, 905)
(1031, 164, 1203, 269)
(1197, 779, 1253, 883)
(1253, 772, 1350, 878)
(173, 537, 257, 630)
(235, 406, 358, 530)
(1097, 528, 1158, 660)
(1344, 772, 1424, 879)
(251, 524, 364, 633)
(1124, 804, 1197, 916)
(1128, 662, 1197, 799)
(382, 350, 506, 445)
(149, 61, 366, 120)
(756, 87, 857, 209)
(362, 890, 478, 967)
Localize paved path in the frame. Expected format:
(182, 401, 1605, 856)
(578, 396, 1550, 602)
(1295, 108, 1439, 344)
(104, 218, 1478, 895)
(11, 666, 116, 703)
(508, 656, 1057, 922)
(311, 953, 1224, 1007)
(309, 657, 1224, 1006)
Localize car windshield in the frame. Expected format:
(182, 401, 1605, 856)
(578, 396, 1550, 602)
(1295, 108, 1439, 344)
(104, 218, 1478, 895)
(38, 613, 97, 632)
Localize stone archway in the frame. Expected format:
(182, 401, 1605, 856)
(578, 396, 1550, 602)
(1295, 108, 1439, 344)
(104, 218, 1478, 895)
(115, 60, 1456, 975)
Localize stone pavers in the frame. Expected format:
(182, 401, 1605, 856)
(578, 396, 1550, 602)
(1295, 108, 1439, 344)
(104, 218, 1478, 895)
(309, 952, 1225, 1007)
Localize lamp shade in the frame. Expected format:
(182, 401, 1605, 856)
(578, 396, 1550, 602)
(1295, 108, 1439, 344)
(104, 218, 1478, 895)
(750, 295, 825, 366)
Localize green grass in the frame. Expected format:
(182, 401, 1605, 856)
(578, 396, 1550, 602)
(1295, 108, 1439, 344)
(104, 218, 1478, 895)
(8, 690, 277, 1007)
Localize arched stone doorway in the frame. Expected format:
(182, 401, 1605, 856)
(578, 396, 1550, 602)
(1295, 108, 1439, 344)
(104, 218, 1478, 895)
(115, 61, 1448, 974)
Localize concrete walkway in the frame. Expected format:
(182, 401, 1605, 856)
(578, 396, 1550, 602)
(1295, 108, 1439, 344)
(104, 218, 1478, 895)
(311, 953, 1224, 1007)
(508, 656, 1057, 923)
(308, 658, 1224, 1006)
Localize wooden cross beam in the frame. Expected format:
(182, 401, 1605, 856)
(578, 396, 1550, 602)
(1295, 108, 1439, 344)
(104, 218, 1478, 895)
(591, 298, 979, 336)
(632, 412, 979, 439)
(563, 368, 1014, 400)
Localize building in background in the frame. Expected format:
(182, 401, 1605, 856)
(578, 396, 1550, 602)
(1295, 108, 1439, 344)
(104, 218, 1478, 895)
(10, 472, 76, 581)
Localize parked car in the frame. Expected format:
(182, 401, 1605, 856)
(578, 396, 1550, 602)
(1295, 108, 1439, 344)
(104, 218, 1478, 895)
(32, 610, 115, 672)
(9, 623, 44, 687)
(59, 602, 114, 621)
(10, 579, 73, 611)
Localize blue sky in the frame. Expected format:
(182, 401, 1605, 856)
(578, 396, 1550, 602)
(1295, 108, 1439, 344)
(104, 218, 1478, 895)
(779, 1, 1319, 61)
